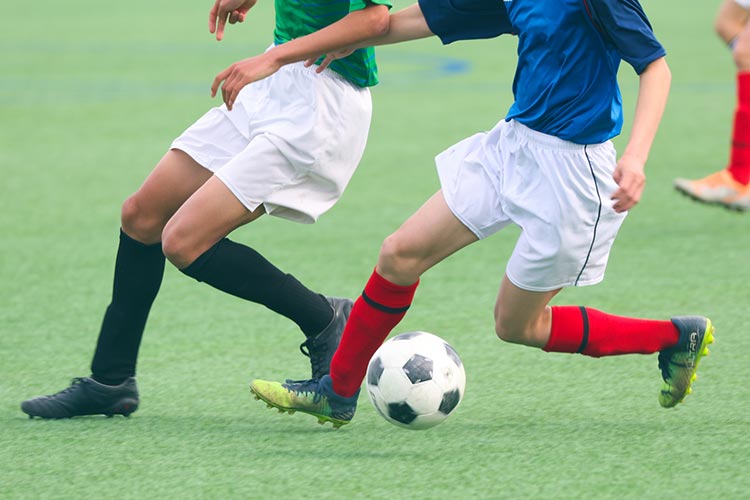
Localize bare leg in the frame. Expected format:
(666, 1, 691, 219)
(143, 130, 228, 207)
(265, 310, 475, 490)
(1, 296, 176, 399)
(494, 275, 562, 348)
(376, 190, 479, 285)
(121, 149, 213, 244)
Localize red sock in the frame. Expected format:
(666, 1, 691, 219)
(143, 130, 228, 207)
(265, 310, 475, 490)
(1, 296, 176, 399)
(543, 306, 679, 357)
(727, 72, 750, 185)
(329, 270, 419, 397)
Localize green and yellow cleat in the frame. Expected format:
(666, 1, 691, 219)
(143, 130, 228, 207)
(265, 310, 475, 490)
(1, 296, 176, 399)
(658, 316, 715, 408)
(250, 376, 358, 429)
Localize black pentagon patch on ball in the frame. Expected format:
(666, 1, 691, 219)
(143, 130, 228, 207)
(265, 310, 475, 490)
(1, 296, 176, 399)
(443, 343, 462, 367)
(368, 356, 384, 387)
(402, 354, 433, 384)
(393, 331, 422, 342)
(388, 402, 418, 424)
(439, 389, 461, 414)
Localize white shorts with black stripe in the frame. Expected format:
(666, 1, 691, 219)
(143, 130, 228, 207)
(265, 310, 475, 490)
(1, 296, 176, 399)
(436, 119, 627, 292)
(171, 57, 372, 224)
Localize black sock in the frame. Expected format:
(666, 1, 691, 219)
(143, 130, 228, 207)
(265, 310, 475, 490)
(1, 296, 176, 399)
(91, 230, 165, 385)
(180, 238, 332, 337)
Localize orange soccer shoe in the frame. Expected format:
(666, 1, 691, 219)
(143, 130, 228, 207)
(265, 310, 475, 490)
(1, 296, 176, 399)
(674, 169, 750, 211)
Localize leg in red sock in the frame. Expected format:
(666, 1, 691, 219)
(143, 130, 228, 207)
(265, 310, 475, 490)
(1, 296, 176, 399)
(329, 269, 419, 397)
(727, 72, 750, 185)
(543, 306, 680, 357)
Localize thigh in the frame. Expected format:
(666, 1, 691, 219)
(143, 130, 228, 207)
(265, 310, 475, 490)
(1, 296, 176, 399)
(162, 175, 263, 266)
(124, 149, 213, 242)
(377, 190, 479, 284)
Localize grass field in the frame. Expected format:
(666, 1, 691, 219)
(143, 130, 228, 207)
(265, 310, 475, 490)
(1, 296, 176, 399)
(2, 1, 749, 499)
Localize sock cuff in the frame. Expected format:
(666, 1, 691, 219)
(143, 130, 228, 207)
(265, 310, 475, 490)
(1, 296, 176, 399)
(180, 238, 226, 280)
(738, 72, 750, 104)
(119, 229, 162, 253)
(543, 305, 588, 353)
(362, 268, 419, 312)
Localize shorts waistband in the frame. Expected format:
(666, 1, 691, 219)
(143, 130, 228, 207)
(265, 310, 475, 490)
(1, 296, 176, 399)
(507, 120, 611, 151)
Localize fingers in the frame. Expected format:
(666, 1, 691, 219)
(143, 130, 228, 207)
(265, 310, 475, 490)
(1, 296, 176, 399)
(208, 0, 221, 34)
(211, 66, 243, 111)
(211, 66, 232, 98)
(316, 55, 334, 72)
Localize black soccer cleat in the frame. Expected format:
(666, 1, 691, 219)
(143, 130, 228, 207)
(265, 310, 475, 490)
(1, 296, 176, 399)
(299, 296, 353, 379)
(21, 377, 139, 419)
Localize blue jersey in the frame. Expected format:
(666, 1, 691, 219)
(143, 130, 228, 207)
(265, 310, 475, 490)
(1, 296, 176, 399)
(418, 0, 666, 144)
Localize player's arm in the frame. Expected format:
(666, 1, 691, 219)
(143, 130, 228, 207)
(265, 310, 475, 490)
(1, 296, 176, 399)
(313, 0, 514, 70)
(611, 56, 671, 213)
(209, 0, 258, 41)
(587, 0, 672, 212)
(211, 2, 395, 110)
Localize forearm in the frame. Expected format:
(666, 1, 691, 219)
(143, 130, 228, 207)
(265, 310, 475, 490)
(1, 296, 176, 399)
(621, 57, 671, 165)
(268, 3, 432, 66)
(267, 4, 389, 66)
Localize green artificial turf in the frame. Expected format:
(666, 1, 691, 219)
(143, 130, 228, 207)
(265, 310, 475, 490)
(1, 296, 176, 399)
(1, 1, 748, 498)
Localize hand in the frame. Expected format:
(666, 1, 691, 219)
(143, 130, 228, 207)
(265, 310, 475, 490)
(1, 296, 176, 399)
(304, 48, 357, 73)
(611, 154, 646, 213)
(209, 0, 257, 41)
(211, 53, 281, 110)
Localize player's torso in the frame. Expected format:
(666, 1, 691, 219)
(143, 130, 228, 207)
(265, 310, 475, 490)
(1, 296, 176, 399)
(273, 0, 384, 87)
(504, 0, 623, 144)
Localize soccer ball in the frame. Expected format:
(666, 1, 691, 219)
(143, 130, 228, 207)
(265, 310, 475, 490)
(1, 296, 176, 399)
(365, 331, 466, 430)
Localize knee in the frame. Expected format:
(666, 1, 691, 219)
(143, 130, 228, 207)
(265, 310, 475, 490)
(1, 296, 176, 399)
(161, 223, 198, 269)
(494, 316, 524, 344)
(120, 195, 164, 244)
(493, 308, 529, 345)
(733, 38, 750, 71)
(377, 233, 422, 283)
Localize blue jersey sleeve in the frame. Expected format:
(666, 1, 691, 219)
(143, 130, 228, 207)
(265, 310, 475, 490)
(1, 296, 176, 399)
(585, 0, 666, 74)
(418, 0, 514, 44)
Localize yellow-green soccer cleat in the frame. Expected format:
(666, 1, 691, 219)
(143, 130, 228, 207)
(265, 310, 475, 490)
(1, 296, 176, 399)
(658, 316, 715, 408)
(250, 375, 358, 429)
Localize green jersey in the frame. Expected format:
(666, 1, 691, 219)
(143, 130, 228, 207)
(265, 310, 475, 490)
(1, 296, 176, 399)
(273, 0, 391, 87)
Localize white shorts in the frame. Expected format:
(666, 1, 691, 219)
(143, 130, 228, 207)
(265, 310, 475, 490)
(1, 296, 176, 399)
(436, 120, 627, 292)
(171, 59, 372, 224)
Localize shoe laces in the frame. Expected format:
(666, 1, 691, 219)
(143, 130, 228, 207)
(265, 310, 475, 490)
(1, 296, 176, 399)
(45, 377, 88, 398)
(657, 354, 671, 380)
(283, 378, 324, 403)
(299, 338, 327, 374)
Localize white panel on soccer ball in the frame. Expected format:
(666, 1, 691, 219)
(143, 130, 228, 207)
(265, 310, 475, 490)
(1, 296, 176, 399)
(403, 380, 442, 414)
(410, 411, 449, 430)
(376, 367, 413, 402)
(366, 385, 390, 420)
(382, 347, 415, 369)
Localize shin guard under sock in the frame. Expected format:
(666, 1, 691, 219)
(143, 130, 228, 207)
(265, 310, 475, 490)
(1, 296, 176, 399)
(180, 238, 332, 337)
(728, 72, 750, 185)
(91, 230, 165, 385)
(329, 270, 419, 397)
(543, 306, 679, 357)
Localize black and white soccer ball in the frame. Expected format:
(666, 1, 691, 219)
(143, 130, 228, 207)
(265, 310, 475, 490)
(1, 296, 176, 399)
(366, 331, 466, 430)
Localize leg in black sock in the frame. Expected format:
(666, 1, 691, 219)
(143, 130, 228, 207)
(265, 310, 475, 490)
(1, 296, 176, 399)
(180, 238, 332, 337)
(91, 230, 165, 385)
